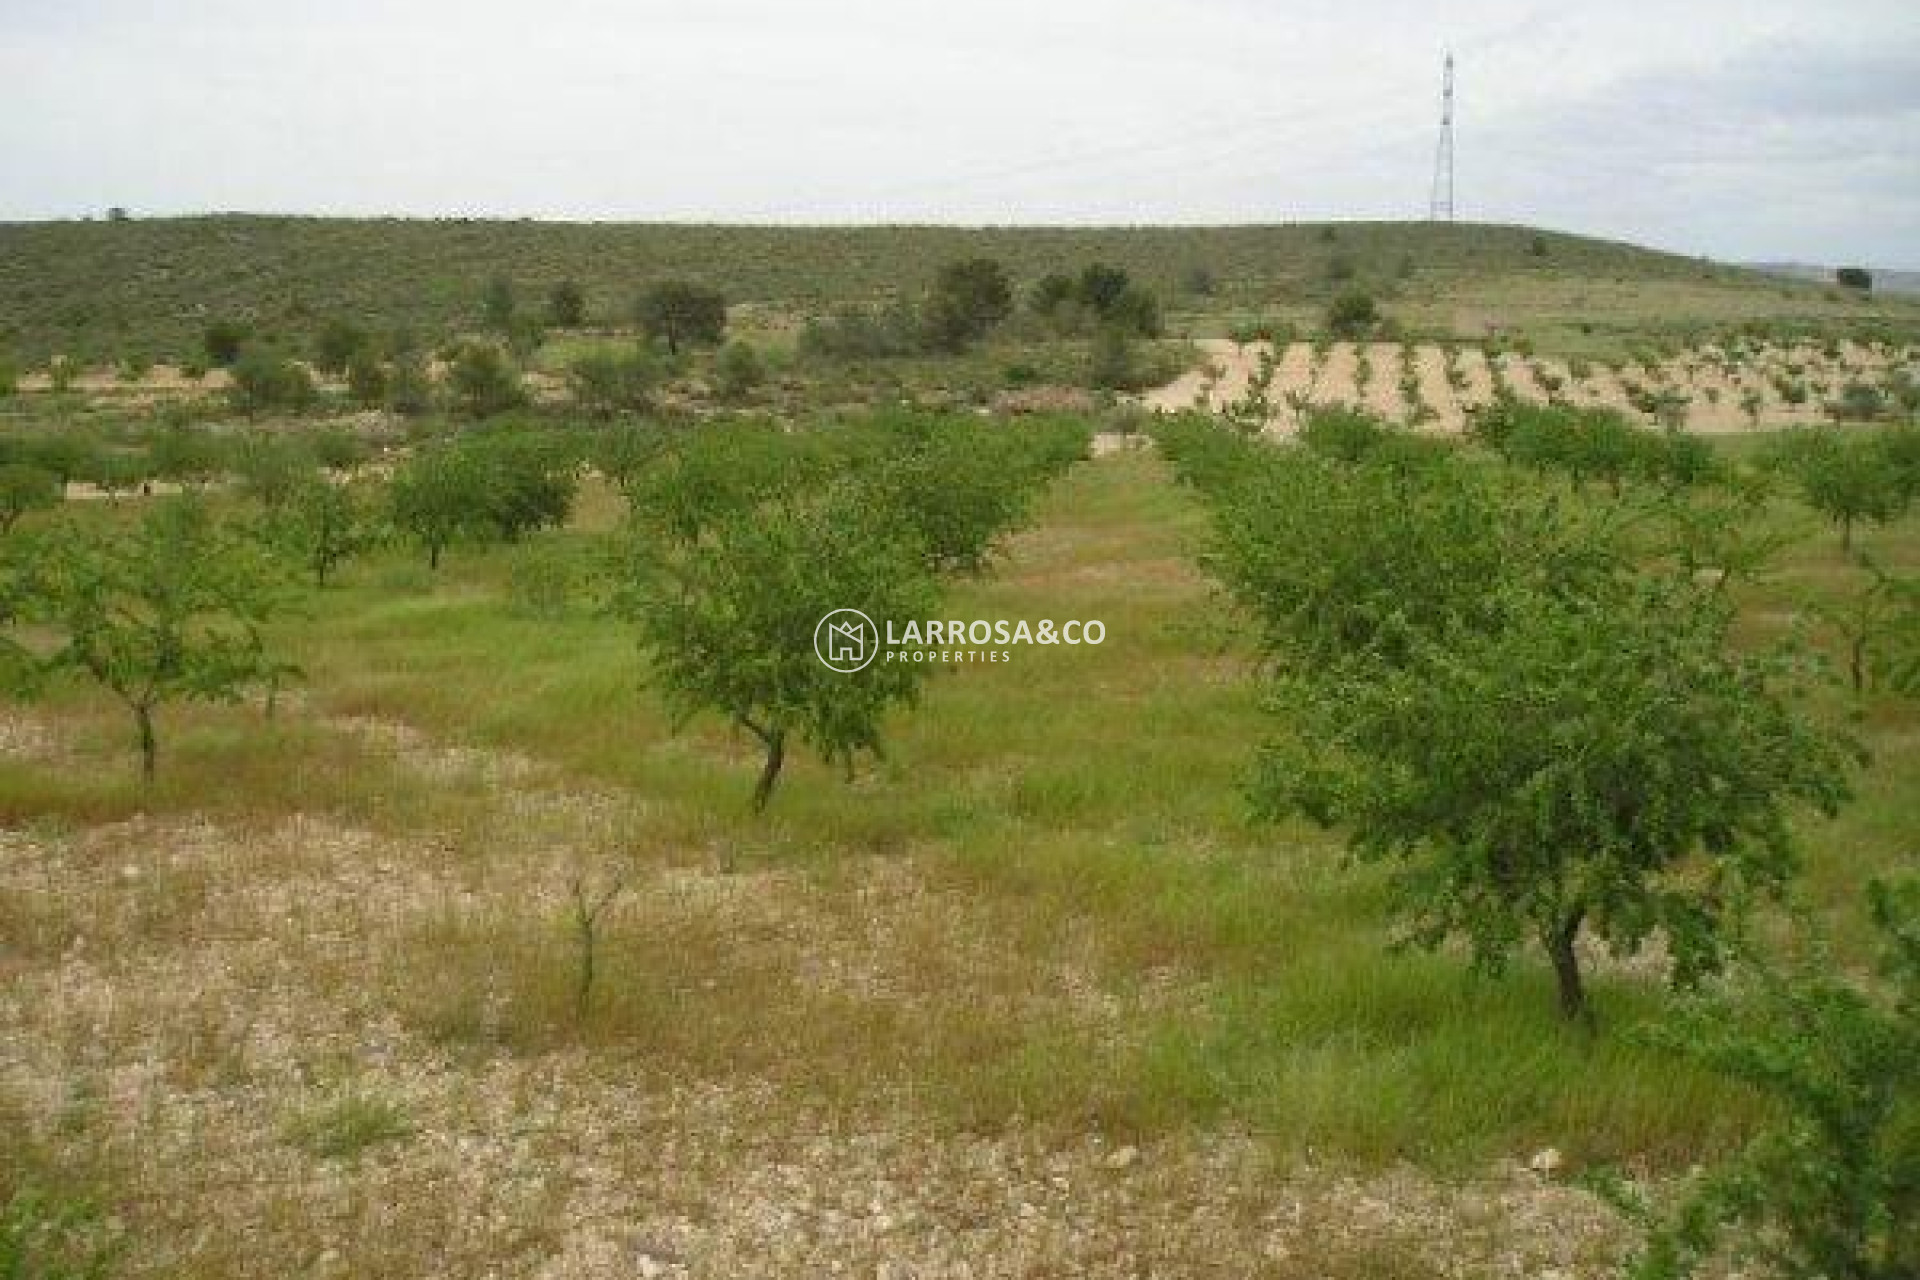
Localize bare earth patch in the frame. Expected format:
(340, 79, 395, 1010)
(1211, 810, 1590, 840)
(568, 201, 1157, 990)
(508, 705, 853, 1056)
(0, 713, 1633, 1277)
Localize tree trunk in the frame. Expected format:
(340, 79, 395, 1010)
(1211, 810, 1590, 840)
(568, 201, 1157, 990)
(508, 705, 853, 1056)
(1545, 909, 1589, 1024)
(750, 729, 786, 815)
(135, 704, 157, 784)
(429, 541, 442, 571)
(1841, 514, 1854, 551)
(573, 914, 597, 1021)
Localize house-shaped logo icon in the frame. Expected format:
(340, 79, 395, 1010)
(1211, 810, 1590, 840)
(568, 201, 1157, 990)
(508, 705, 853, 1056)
(814, 608, 879, 673)
(827, 619, 864, 665)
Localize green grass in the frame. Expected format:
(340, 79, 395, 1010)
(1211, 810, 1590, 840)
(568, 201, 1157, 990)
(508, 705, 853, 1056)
(253, 454, 1917, 1161)
(4, 440, 1915, 1179)
(282, 1091, 414, 1162)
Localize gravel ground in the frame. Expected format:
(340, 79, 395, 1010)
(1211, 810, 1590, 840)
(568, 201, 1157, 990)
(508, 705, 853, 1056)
(0, 712, 1636, 1278)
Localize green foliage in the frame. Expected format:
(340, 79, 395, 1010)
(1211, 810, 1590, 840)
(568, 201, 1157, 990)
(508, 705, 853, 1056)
(481, 274, 516, 333)
(856, 413, 1084, 574)
(1472, 399, 1715, 494)
(1253, 573, 1854, 1021)
(269, 479, 381, 586)
(615, 412, 1080, 811)
(546, 278, 586, 328)
(1088, 325, 1139, 391)
(385, 351, 433, 416)
(1836, 266, 1873, 292)
(231, 433, 314, 509)
(796, 301, 922, 362)
(344, 350, 388, 407)
(1205, 447, 1611, 670)
(1803, 556, 1920, 696)
(1296, 406, 1396, 463)
(284, 1091, 414, 1162)
(1, 217, 1853, 365)
(1773, 428, 1909, 549)
(1326, 290, 1380, 338)
(2, 499, 293, 780)
(1829, 381, 1888, 423)
(0, 464, 61, 533)
(634, 280, 727, 355)
(0, 1184, 121, 1280)
(624, 420, 831, 544)
(567, 345, 661, 417)
(227, 343, 317, 416)
(388, 432, 576, 568)
(146, 426, 226, 488)
(463, 430, 579, 542)
(1033, 263, 1161, 337)
(1621, 878, 1919, 1279)
(202, 319, 249, 367)
(3, 434, 99, 491)
(922, 257, 1013, 352)
(626, 481, 940, 813)
(445, 342, 526, 419)
(1188, 441, 1855, 1021)
(312, 317, 370, 375)
(388, 446, 475, 570)
(712, 341, 765, 402)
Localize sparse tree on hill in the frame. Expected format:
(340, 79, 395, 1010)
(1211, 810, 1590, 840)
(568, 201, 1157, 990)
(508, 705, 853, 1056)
(385, 352, 434, 417)
(313, 318, 370, 375)
(346, 351, 389, 407)
(228, 344, 317, 416)
(713, 340, 765, 402)
(922, 257, 1013, 352)
(635, 281, 727, 355)
(1088, 325, 1140, 392)
(482, 274, 517, 333)
(569, 345, 660, 417)
(445, 342, 526, 418)
(203, 321, 250, 368)
(547, 279, 587, 328)
(1327, 291, 1380, 339)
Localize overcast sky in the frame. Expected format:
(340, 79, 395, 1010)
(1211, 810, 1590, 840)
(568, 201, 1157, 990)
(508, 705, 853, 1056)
(4, 0, 1916, 264)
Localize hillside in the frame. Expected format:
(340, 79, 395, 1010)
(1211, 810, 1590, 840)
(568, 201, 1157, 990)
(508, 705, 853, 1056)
(5, 216, 1910, 365)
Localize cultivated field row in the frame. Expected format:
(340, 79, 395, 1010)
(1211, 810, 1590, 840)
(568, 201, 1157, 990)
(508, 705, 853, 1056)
(1147, 337, 1917, 434)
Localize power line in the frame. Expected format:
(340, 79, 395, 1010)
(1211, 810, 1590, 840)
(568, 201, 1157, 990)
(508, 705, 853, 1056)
(1429, 52, 1456, 221)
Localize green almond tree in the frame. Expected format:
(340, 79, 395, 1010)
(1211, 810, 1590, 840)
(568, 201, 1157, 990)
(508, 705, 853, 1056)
(628, 485, 937, 816)
(1255, 577, 1856, 1022)
(5, 500, 294, 781)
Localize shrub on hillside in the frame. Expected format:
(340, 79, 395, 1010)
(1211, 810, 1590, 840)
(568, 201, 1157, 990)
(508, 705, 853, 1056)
(227, 344, 317, 416)
(635, 281, 727, 355)
(445, 343, 526, 419)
